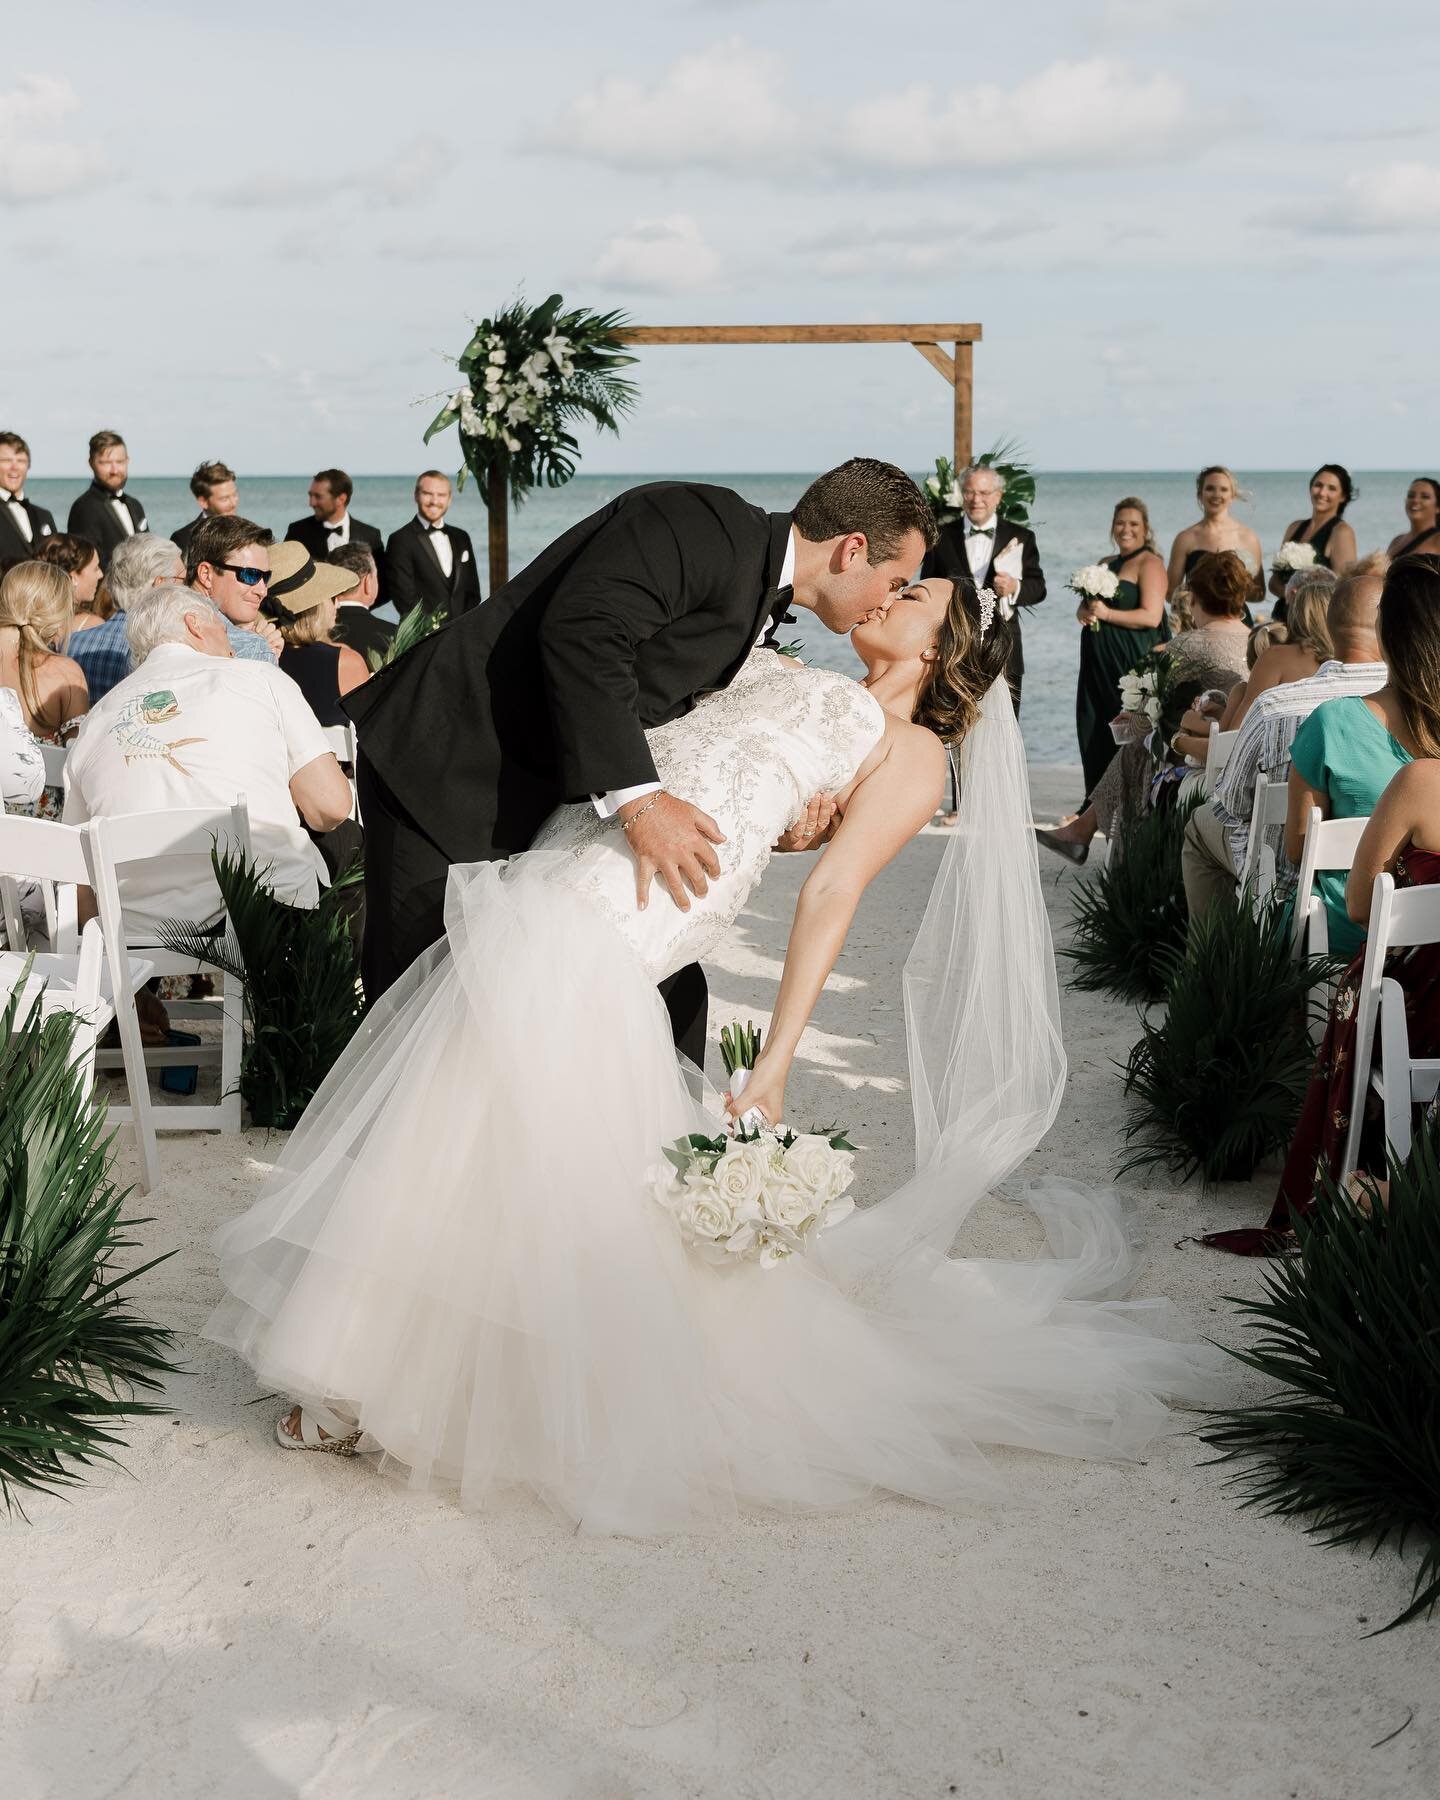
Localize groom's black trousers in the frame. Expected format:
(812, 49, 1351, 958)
(355, 752, 710, 1068)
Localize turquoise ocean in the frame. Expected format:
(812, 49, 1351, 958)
(28, 470, 1416, 776)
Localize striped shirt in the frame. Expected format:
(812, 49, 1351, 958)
(1210, 660, 1387, 877)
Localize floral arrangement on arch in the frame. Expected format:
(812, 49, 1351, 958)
(425, 293, 640, 509)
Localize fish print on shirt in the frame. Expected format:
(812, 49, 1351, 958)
(111, 690, 205, 776)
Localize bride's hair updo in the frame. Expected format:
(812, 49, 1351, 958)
(912, 576, 1016, 744)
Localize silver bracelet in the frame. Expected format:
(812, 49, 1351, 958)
(621, 793, 664, 834)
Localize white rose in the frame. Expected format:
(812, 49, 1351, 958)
(763, 1176, 817, 1234)
(924, 474, 940, 497)
(677, 1177, 738, 1245)
(945, 482, 963, 508)
(781, 1133, 843, 1202)
(711, 1140, 770, 1210)
(487, 346, 507, 365)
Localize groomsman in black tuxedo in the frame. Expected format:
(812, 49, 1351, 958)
(173, 460, 240, 561)
(285, 469, 386, 598)
(922, 464, 1045, 713)
(385, 470, 482, 619)
(67, 431, 149, 571)
(0, 432, 57, 567)
(327, 543, 396, 662)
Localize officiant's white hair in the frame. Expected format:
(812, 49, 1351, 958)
(125, 584, 225, 663)
(961, 464, 1005, 492)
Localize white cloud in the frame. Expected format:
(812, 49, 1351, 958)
(0, 75, 110, 204)
(544, 42, 1192, 179)
(1270, 161, 1440, 235)
(789, 215, 1045, 278)
(216, 134, 451, 210)
(594, 214, 721, 292)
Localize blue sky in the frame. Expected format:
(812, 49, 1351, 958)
(4, 0, 1438, 476)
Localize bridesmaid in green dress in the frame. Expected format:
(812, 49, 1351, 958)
(1075, 497, 1170, 798)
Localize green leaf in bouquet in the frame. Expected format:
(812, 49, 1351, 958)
(827, 1132, 858, 1153)
(423, 398, 460, 445)
(662, 1142, 693, 1175)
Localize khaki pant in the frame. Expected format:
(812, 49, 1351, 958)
(1183, 801, 1240, 928)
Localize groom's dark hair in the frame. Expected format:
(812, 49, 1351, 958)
(793, 458, 937, 562)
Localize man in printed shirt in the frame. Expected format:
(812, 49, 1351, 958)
(1182, 557, 1388, 922)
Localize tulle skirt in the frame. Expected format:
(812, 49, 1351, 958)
(207, 861, 1226, 1535)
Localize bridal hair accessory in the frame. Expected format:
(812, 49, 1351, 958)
(975, 585, 1014, 639)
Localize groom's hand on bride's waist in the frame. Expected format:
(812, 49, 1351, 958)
(620, 791, 726, 912)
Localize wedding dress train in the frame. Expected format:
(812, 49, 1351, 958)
(207, 652, 1226, 1533)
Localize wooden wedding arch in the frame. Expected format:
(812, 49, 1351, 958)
(483, 322, 981, 589)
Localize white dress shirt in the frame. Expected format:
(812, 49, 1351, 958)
(111, 493, 136, 538)
(594, 527, 798, 820)
(420, 516, 454, 580)
(0, 488, 33, 544)
(963, 514, 997, 581)
(324, 514, 351, 551)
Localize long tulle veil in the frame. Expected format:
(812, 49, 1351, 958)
(818, 677, 1069, 1288)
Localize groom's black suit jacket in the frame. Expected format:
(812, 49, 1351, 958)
(922, 517, 1046, 689)
(344, 482, 791, 867)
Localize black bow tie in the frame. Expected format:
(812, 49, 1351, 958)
(967, 523, 995, 538)
(423, 522, 446, 534)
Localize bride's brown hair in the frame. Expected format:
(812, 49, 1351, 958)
(912, 576, 1016, 745)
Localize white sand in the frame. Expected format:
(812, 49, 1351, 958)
(2, 765, 1435, 1800)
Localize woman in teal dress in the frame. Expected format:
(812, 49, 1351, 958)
(1075, 496, 1169, 798)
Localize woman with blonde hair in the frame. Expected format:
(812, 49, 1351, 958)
(1165, 466, 1264, 603)
(1074, 496, 1170, 796)
(0, 559, 89, 739)
(1218, 564, 1336, 733)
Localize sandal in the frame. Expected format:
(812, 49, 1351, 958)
(275, 1403, 363, 1456)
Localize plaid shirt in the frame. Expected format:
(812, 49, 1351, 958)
(1210, 659, 1387, 878)
(68, 610, 276, 703)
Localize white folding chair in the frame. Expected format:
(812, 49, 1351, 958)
(1199, 723, 1239, 797)
(0, 790, 78, 954)
(321, 722, 361, 823)
(0, 813, 158, 1184)
(1240, 772, 1291, 909)
(87, 800, 252, 1137)
(1338, 874, 1440, 1180)
(40, 741, 68, 788)
(1291, 806, 1371, 1047)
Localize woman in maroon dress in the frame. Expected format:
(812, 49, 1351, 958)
(1205, 554, 1440, 1254)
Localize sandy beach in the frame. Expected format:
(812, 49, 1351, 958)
(2, 764, 1434, 1800)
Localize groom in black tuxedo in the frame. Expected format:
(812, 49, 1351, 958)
(0, 432, 57, 566)
(345, 460, 935, 1064)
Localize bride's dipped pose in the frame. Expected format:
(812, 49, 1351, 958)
(208, 575, 1225, 1532)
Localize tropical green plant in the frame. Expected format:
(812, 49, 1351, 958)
(1119, 896, 1340, 1183)
(1062, 795, 1198, 1005)
(0, 984, 175, 1511)
(923, 439, 1036, 532)
(425, 292, 639, 508)
(159, 847, 365, 1130)
(1204, 1137, 1440, 1631)
(364, 596, 448, 674)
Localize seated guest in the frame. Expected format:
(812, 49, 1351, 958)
(36, 532, 106, 633)
(187, 515, 282, 663)
(1182, 558, 1387, 924)
(385, 470, 481, 619)
(0, 431, 57, 564)
(68, 534, 184, 703)
(62, 585, 352, 940)
(1283, 559, 1429, 963)
(286, 469, 385, 597)
(67, 431, 148, 571)
(269, 543, 368, 726)
(0, 560, 89, 740)
(1206, 554, 1440, 1255)
(173, 459, 241, 560)
(0, 686, 45, 811)
(1217, 565, 1336, 732)
(327, 543, 395, 662)
(1036, 550, 1252, 864)
(1385, 476, 1440, 560)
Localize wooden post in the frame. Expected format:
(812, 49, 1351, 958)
(952, 340, 973, 472)
(486, 465, 509, 594)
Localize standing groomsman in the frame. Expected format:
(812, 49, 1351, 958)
(384, 470, 482, 619)
(173, 460, 240, 560)
(67, 431, 148, 571)
(285, 469, 385, 597)
(0, 431, 57, 566)
(921, 463, 1045, 713)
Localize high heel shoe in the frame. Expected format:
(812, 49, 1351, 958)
(1034, 827, 1089, 866)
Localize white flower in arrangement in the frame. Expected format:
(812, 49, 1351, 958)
(945, 482, 962, 508)
(487, 346, 507, 366)
(1117, 671, 1145, 714)
(457, 389, 486, 438)
(1273, 539, 1318, 574)
(711, 1139, 771, 1210)
(780, 1132, 852, 1203)
(1069, 563, 1121, 602)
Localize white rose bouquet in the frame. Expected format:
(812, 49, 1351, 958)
(1272, 539, 1317, 575)
(649, 1023, 856, 1268)
(1069, 563, 1121, 631)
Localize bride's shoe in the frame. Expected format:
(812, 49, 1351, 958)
(275, 1403, 363, 1455)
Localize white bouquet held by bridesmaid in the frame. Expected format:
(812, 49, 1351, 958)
(1069, 562, 1120, 631)
(1272, 539, 1318, 576)
(649, 1023, 857, 1269)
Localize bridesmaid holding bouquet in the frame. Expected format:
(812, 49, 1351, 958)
(1073, 497, 1169, 799)
(1267, 463, 1358, 613)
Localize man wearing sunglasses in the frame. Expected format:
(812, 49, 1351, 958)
(186, 515, 283, 662)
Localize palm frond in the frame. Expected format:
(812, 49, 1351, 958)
(365, 599, 448, 673)
(1204, 1135, 1440, 1630)
(1062, 795, 1197, 1005)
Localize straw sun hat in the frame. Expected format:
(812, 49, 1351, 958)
(263, 541, 357, 620)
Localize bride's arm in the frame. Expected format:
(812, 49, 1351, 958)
(728, 726, 947, 1125)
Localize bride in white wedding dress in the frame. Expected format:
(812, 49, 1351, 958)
(207, 574, 1227, 1533)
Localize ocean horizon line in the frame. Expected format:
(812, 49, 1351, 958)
(25, 466, 1422, 484)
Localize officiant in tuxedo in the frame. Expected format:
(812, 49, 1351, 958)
(0, 432, 56, 567)
(286, 469, 386, 597)
(67, 431, 148, 572)
(385, 470, 482, 619)
(922, 464, 1045, 713)
(344, 460, 934, 1063)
